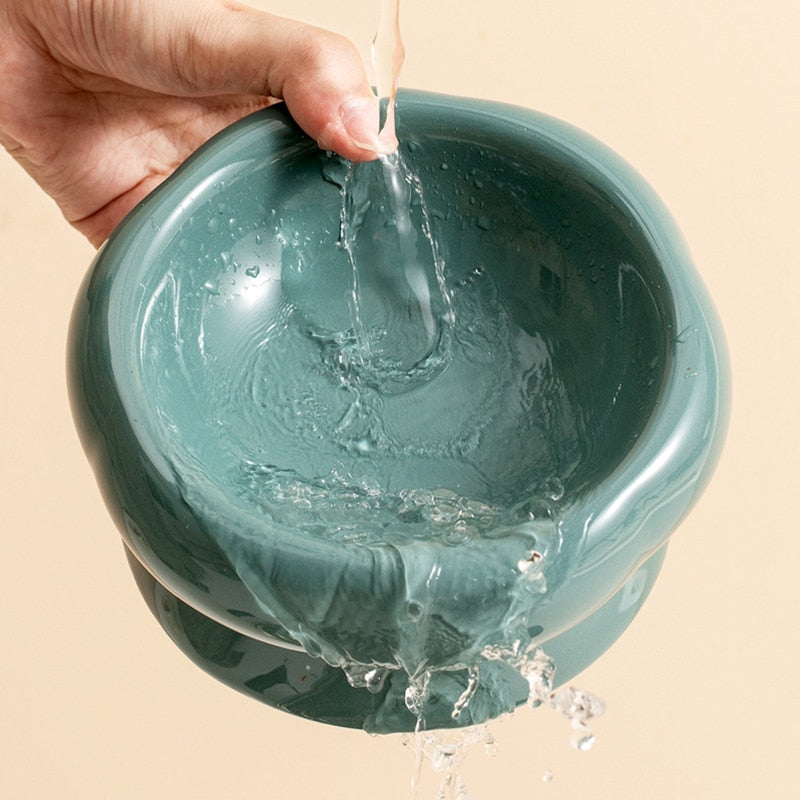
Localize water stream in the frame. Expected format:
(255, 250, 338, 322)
(340, 0, 454, 396)
(159, 3, 608, 795)
(345, 4, 604, 795)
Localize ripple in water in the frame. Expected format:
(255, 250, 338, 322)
(213, 257, 580, 546)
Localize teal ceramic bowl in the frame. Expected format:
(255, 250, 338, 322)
(69, 91, 728, 733)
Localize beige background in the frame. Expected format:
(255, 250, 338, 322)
(2, 1, 797, 797)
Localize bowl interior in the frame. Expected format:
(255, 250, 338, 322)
(124, 103, 674, 544)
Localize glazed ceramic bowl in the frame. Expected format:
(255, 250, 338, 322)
(69, 91, 728, 733)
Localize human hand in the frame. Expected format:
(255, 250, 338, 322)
(0, 0, 380, 245)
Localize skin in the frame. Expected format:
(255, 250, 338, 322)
(0, 0, 382, 246)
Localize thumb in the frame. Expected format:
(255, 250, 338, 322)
(176, 3, 381, 161)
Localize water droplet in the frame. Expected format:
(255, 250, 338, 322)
(571, 729, 596, 751)
(245, 265, 260, 278)
(451, 666, 480, 720)
(443, 522, 472, 546)
(207, 216, 221, 233)
(476, 215, 491, 231)
(517, 550, 543, 574)
(404, 671, 432, 718)
(482, 731, 499, 758)
(542, 771, 554, 783)
(406, 602, 424, 622)
(354, 437, 372, 452)
(543, 476, 565, 502)
(342, 663, 390, 694)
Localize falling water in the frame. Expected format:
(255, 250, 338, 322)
(339, 0, 454, 395)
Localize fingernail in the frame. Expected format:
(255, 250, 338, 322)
(340, 97, 380, 153)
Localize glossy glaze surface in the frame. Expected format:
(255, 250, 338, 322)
(69, 92, 728, 732)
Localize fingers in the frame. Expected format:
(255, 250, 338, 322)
(271, 24, 382, 162)
(176, 2, 381, 161)
(5, 0, 385, 161)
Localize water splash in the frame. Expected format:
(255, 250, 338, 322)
(339, 150, 454, 394)
(401, 643, 605, 799)
(334, 0, 454, 395)
(482, 639, 605, 747)
(342, 662, 392, 694)
(450, 666, 480, 721)
(550, 685, 607, 751)
(404, 724, 496, 800)
(179, 5, 603, 793)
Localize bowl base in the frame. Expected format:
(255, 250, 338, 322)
(125, 544, 666, 733)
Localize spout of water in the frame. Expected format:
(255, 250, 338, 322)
(341, 150, 452, 391)
(371, 0, 405, 153)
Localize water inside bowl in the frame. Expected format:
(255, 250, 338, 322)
(135, 120, 672, 553)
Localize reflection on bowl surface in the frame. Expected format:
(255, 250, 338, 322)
(70, 91, 727, 732)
